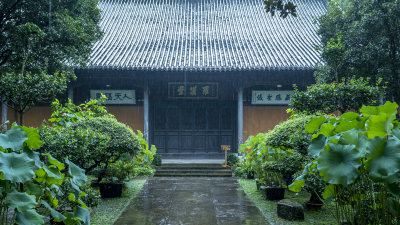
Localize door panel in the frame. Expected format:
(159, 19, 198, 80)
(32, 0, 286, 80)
(151, 100, 235, 154)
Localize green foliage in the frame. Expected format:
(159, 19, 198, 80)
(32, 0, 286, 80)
(0, 71, 69, 125)
(152, 154, 162, 166)
(239, 115, 312, 189)
(263, 151, 307, 185)
(0, 0, 102, 74)
(290, 78, 384, 114)
(264, 0, 297, 18)
(74, 117, 140, 158)
(41, 99, 155, 185)
(0, 126, 90, 224)
(263, 114, 314, 154)
(131, 167, 155, 178)
(316, 0, 400, 103)
(227, 154, 239, 166)
(103, 160, 136, 183)
(135, 130, 157, 168)
(49, 95, 112, 127)
(39, 124, 110, 174)
(233, 167, 247, 178)
(238, 158, 256, 178)
(290, 102, 400, 224)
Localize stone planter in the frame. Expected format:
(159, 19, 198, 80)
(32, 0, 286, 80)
(99, 183, 123, 198)
(277, 199, 304, 221)
(306, 193, 324, 210)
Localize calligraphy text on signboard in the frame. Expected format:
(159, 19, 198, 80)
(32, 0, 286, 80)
(168, 82, 218, 99)
(90, 90, 136, 105)
(251, 90, 294, 105)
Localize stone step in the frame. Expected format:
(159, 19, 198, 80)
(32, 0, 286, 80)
(154, 163, 232, 177)
(156, 164, 226, 170)
(156, 169, 231, 174)
(154, 173, 232, 177)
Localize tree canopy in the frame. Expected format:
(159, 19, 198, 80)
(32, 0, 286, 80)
(316, 0, 400, 103)
(0, 0, 102, 75)
(0, 0, 102, 125)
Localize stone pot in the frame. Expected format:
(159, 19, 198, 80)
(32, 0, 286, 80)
(306, 193, 324, 210)
(99, 183, 123, 198)
(263, 186, 285, 201)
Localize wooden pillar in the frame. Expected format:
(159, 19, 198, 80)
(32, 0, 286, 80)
(237, 87, 244, 148)
(1, 100, 7, 132)
(67, 87, 74, 103)
(143, 82, 149, 143)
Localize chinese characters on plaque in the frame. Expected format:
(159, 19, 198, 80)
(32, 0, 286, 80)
(90, 90, 136, 104)
(168, 83, 218, 98)
(251, 90, 294, 105)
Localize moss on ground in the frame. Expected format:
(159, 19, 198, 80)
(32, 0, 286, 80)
(91, 179, 146, 225)
(238, 179, 337, 225)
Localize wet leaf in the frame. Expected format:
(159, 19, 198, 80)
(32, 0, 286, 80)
(366, 137, 400, 181)
(0, 127, 27, 151)
(0, 151, 35, 183)
(318, 143, 361, 185)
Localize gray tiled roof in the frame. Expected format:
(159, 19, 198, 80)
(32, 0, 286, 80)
(87, 0, 327, 71)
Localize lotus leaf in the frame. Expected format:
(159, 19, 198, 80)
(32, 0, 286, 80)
(41, 200, 66, 221)
(45, 153, 65, 171)
(74, 206, 90, 225)
(361, 101, 398, 117)
(25, 183, 42, 197)
(21, 126, 42, 149)
(5, 191, 36, 212)
(15, 209, 44, 225)
(66, 159, 87, 186)
(366, 137, 400, 181)
(365, 113, 395, 138)
(0, 151, 35, 183)
(0, 127, 27, 151)
(22, 148, 43, 169)
(318, 123, 335, 137)
(318, 143, 361, 185)
(339, 129, 367, 156)
(308, 134, 326, 157)
(305, 116, 327, 133)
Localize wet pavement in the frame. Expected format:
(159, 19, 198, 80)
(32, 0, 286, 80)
(114, 177, 268, 225)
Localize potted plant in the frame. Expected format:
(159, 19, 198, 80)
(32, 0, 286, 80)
(259, 169, 286, 200)
(302, 171, 325, 210)
(99, 160, 134, 198)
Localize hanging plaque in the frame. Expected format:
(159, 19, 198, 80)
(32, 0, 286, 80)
(168, 82, 218, 99)
(90, 90, 136, 104)
(251, 90, 294, 105)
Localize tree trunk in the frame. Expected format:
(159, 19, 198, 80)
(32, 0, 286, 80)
(19, 111, 24, 126)
(14, 110, 18, 125)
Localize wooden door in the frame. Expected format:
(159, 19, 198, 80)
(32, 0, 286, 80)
(151, 100, 235, 157)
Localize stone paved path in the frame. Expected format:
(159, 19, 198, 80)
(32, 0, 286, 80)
(114, 177, 268, 225)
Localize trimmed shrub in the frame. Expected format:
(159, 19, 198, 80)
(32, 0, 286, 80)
(233, 167, 247, 178)
(132, 166, 154, 177)
(152, 154, 162, 166)
(39, 125, 110, 174)
(264, 115, 314, 155)
(73, 117, 140, 157)
(263, 150, 307, 185)
(227, 153, 239, 166)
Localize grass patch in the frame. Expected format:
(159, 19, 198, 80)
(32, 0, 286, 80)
(91, 179, 147, 225)
(238, 179, 336, 225)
